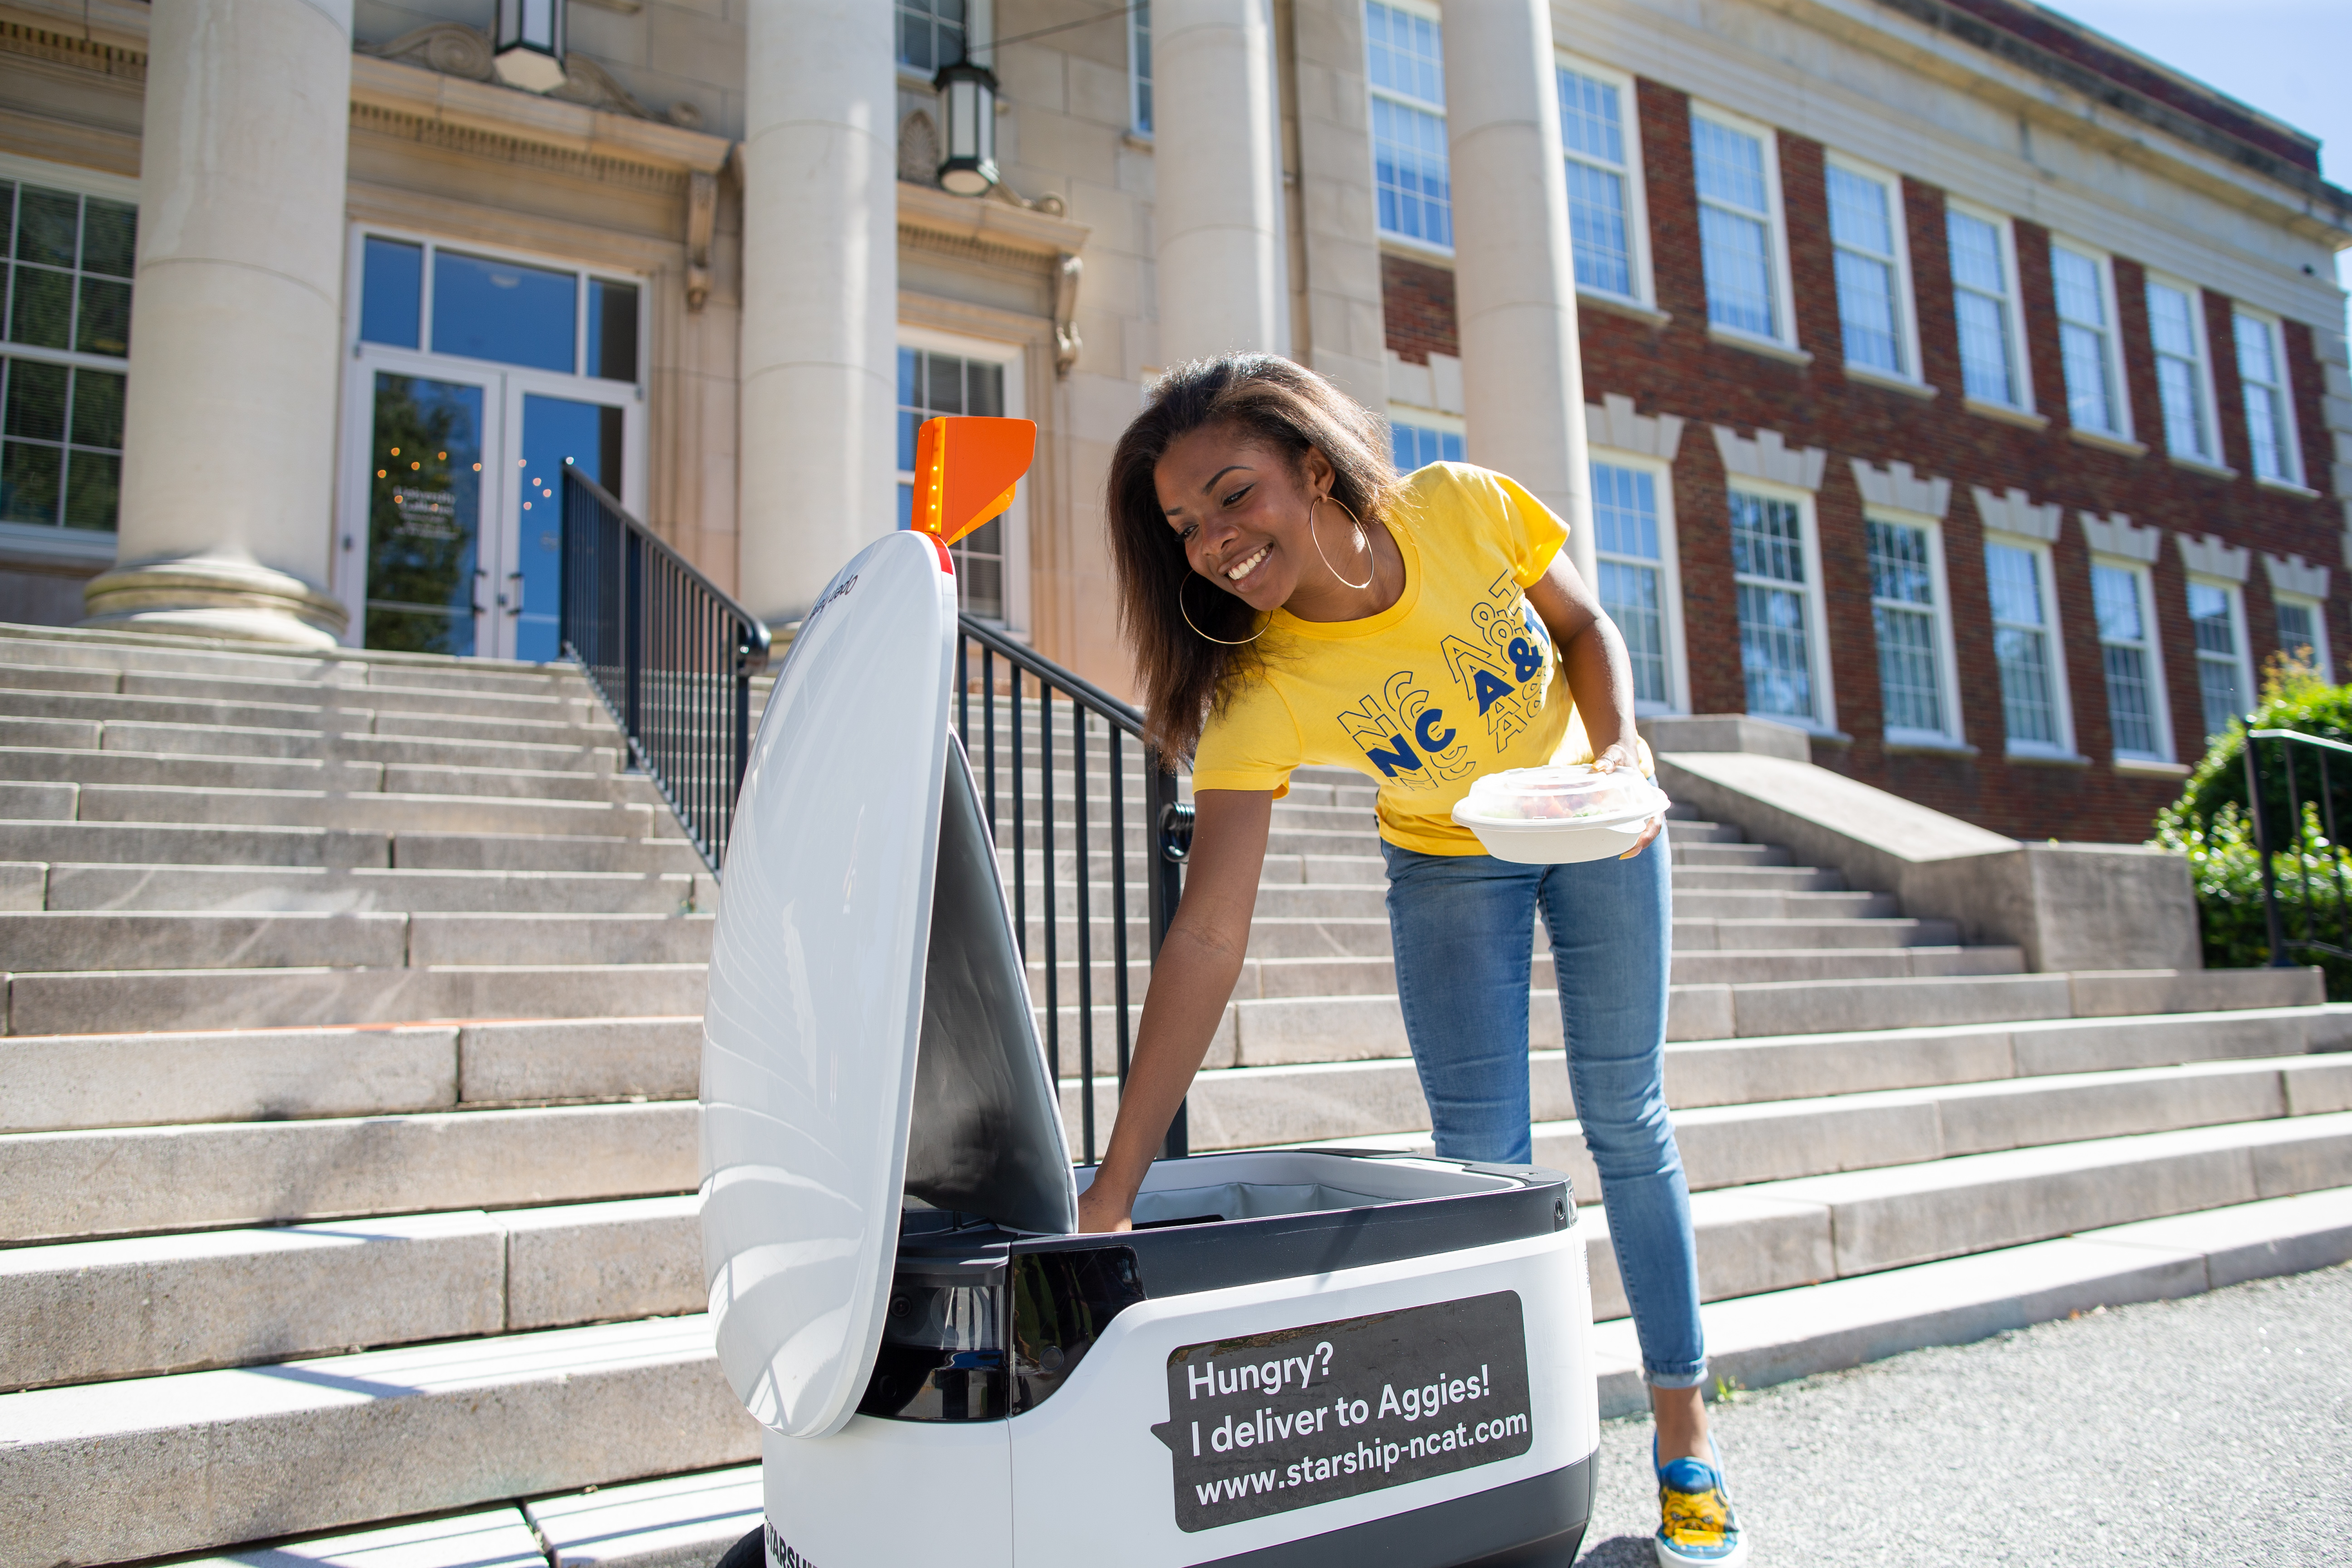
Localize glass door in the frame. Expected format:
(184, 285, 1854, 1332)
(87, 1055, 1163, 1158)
(358, 364, 498, 657)
(336, 227, 647, 661)
(493, 387, 626, 663)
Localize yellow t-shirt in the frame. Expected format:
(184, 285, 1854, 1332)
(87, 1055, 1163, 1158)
(1192, 462, 1611, 855)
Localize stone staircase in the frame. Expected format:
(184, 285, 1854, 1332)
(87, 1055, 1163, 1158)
(3, 628, 2350, 1568)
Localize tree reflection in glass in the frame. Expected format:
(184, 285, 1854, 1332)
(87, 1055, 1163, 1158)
(364, 373, 484, 656)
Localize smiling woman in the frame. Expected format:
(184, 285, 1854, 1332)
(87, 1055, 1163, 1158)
(1085, 353, 1740, 1560)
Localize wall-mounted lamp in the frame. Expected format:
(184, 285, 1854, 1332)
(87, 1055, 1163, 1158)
(494, 0, 568, 93)
(934, 59, 1000, 196)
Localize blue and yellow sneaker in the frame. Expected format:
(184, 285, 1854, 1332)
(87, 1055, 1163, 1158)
(1653, 1439, 1747, 1567)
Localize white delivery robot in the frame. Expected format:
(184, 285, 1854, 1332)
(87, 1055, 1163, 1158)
(700, 418, 1600, 1568)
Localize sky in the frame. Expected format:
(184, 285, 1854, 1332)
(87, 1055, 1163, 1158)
(2045, 0, 2352, 324)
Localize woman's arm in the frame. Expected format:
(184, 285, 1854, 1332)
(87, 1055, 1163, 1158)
(1073, 786, 1274, 1232)
(1524, 551, 1663, 854)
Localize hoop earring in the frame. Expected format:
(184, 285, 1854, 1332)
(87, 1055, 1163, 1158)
(1178, 573, 1267, 645)
(1310, 494, 1375, 591)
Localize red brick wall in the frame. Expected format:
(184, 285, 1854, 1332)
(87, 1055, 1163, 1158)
(1381, 254, 1456, 365)
(1380, 75, 2345, 843)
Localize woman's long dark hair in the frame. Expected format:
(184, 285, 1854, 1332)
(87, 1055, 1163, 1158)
(1107, 354, 1399, 761)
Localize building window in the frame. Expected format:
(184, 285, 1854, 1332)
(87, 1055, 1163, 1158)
(1130, 0, 1152, 136)
(2233, 309, 2301, 486)
(1985, 539, 2069, 754)
(898, 342, 1024, 624)
(1690, 111, 1787, 342)
(2092, 561, 2168, 761)
(0, 175, 135, 534)
(896, 0, 966, 73)
(1825, 161, 1912, 379)
(2187, 580, 2250, 741)
(1946, 205, 2026, 408)
(2146, 277, 2217, 464)
(1390, 416, 1462, 473)
(1593, 460, 1681, 711)
(1730, 490, 1823, 724)
(1866, 518, 1955, 741)
(1556, 61, 1644, 302)
(1366, 1, 1450, 248)
(2276, 596, 2331, 680)
(2051, 243, 2127, 439)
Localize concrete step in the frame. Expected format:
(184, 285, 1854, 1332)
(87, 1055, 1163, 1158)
(0, 745, 657, 804)
(1671, 864, 1845, 892)
(0, 1194, 701, 1392)
(3, 962, 709, 1035)
(0, 911, 715, 971)
(38, 863, 712, 915)
(63, 783, 653, 838)
(526, 1465, 763, 1568)
(0, 819, 700, 875)
(0, 687, 608, 745)
(1, 1017, 703, 1134)
(0, 1101, 698, 1243)
(98, 718, 620, 772)
(1026, 930, 2007, 1005)
(1665, 841, 1788, 867)
(1588, 1184, 2352, 1416)
(1668, 888, 1896, 920)
(0, 633, 589, 696)
(0, 1313, 760, 1568)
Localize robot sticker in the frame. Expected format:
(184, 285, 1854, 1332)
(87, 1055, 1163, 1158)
(1149, 1292, 1533, 1532)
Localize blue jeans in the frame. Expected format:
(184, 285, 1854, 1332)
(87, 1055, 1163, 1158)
(1381, 836, 1705, 1390)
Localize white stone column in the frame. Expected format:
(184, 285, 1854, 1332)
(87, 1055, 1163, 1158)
(735, 0, 898, 629)
(1153, 0, 1284, 365)
(1441, 0, 1595, 584)
(83, 0, 356, 646)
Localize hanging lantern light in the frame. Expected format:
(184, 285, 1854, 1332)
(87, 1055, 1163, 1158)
(493, 0, 568, 93)
(934, 59, 1000, 196)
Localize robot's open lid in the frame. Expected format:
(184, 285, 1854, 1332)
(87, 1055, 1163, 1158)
(699, 528, 1074, 1440)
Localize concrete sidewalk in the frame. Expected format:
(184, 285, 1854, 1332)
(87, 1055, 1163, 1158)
(1575, 1261, 2352, 1565)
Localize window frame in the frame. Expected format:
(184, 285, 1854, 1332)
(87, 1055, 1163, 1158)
(1688, 102, 1798, 352)
(1943, 198, 2035, 415)
(1588, 448, 1689, 716)
(2274, 592, 2332, 682)
(0, 152, 141, 552)
(893, 0, 991, 81)
(2090, 555, 2175, 765)
(1128, 0, 1152, 137)
(2144, 271, 2224, 468)
(1862, 508, 1964, 748)
(1981, 532, 2078, 760)
(1822, 152, 1922, 388)
(2185, 575, 2254, 743)
(1727, 477, 1836, 734)
(1553, 51, 1654, 311)
(1387, 405, 1465, 473)
(2231, 305, 2304, 489)
(2048, 238, 2132, 443)
(895, 321, 1031, 634)
(1364, 0, 1453, 258)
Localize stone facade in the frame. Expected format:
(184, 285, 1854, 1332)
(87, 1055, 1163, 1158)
(0, 0, 2344, 839)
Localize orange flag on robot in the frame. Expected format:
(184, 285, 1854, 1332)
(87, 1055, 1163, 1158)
(911, 416, 1037, 548)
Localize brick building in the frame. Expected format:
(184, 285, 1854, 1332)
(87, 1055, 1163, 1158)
(0, 0, 2345, 842)
(1372, 2, 2352, 842)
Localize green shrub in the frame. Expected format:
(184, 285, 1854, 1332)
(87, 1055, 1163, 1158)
(2149, 802, 2352, 999)
(2153, 655, 2352, 999)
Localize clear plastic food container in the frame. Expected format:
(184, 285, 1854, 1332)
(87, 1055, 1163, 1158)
(1450, 764, 1670, 863)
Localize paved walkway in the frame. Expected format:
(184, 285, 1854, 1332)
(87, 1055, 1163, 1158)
(1575, 1262, 2352, 1565)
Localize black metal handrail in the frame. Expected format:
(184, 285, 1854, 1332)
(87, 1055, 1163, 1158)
(956, 614, 1194, 1163)
(560, 468, 771, 873)
(2244, 727, 2352, 965)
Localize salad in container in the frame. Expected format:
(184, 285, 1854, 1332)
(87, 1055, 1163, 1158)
(1450, 763, 1671, 864)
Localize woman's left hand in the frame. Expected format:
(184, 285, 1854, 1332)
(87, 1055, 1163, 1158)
(1590, 740, 1664, 859)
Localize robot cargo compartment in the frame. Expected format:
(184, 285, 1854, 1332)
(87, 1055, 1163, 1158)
(866, 1148, 1573, 1425)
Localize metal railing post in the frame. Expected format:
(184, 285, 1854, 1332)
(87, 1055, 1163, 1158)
(1146, 750, 1193, 1160)
(2247, 732, 2291, 967)
(622, 528, 644, 746)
